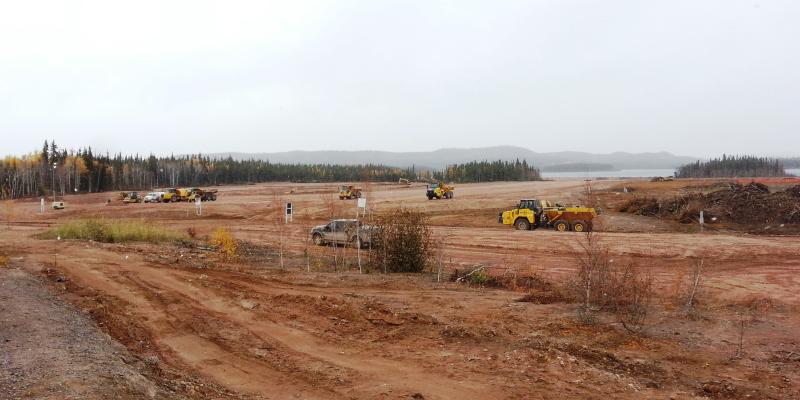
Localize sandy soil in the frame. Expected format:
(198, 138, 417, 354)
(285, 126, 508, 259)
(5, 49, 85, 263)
(2, 179, 799, 399)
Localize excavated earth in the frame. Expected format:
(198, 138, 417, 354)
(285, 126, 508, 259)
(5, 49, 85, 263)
(1, 179, 799, 399)
(618, 182, 800, 232)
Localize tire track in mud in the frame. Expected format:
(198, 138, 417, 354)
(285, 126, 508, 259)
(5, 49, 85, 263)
(127, 267, 494, 399)
(39, 248, 345, 399)
(47, 244, 495, 399)
(106, 268, 351, 399)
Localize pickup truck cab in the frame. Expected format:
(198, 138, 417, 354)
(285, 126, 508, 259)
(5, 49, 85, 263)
(310, 219, 377, 247)
(143, 192, 163, 203)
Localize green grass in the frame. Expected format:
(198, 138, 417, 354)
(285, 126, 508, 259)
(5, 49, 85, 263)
(41, 219, 187, 244)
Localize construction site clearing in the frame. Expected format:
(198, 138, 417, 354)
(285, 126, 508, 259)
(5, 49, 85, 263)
(1, 178, 800, 399)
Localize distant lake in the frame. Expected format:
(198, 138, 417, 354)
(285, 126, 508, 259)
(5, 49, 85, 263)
(541, 169, 675, 179)
(542, 168, 800, 179)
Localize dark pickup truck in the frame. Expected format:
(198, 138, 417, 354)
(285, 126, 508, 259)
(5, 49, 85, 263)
(310, 219, 378, 247)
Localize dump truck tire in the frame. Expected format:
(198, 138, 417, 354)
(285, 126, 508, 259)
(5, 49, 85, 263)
(572, 221, 587, 232)
(514, 218, 530, 230)
(554, 220, 569, 232)
(312, 233, 325, 246)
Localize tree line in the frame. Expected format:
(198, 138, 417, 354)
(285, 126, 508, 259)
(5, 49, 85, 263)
(676, 155, 787, 178)
(426, 159, 541, 183)
(1, 142, 542, 199)
(0, 141, 417, 199)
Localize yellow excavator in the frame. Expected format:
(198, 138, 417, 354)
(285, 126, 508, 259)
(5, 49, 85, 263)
(499, 199, 597, 232)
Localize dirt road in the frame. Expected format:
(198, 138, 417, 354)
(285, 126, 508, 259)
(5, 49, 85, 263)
(0, 264, 164, 399)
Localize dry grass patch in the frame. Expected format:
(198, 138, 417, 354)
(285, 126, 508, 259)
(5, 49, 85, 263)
(41, 219, 186, 244)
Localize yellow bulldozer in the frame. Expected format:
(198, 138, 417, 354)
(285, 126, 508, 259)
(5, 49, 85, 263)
(499, 199, 597, 232)
(119, 191, 142, 203)
(338, 185, 362, 200)
(426, 182, 454, 200)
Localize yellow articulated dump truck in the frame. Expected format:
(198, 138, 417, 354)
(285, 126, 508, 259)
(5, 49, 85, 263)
(426, 182, 454, 200)
(499, 199, 597, 232)
(175, 188, 196, 202)
(338, 185, 362, 200)
(187, 188, 218, 202)
(161, 188, 179, 202)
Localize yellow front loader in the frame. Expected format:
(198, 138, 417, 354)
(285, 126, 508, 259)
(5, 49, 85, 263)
(426, 182, 454, 200)
(338, 185, 362, 200)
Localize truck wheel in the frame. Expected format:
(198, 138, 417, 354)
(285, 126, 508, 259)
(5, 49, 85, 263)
(312, 233, 325, 246)
(427, 195, 433, 200)
(514, 218, 530, 230)
(572, 221, 587, 232)
(554, 220, 569, 232)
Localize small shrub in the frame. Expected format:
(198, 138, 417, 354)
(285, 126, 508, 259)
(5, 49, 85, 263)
(186, 226, 198, 239)
(613, 263, 655, 334)
(569, 232, 656, 332)
(210, 227, 237, 260)
(373, 208, 433, 273)
(468, 269, 489, 286)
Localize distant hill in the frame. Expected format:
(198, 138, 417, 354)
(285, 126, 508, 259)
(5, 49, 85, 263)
(210, 146, 698, 170)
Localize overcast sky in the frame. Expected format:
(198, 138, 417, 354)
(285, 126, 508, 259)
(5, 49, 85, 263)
(1, 1, 798, 158)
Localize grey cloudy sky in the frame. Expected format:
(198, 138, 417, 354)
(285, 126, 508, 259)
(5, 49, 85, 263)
(1, 1, 798, 157)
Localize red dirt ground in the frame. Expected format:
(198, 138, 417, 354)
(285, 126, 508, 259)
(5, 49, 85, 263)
(1, 179, 799, 399)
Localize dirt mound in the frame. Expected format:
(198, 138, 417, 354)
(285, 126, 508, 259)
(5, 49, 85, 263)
(786, 184, 800, 197)
(619, 182, 800, 228)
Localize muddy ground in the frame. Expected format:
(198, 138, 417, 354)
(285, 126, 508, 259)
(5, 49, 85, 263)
(1, 179, 799, 399)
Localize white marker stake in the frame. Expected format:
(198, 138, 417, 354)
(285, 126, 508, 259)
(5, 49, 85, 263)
(356, 197, 366, 274)
(699, 210, 704, 232)
(195, 196, 202, 216)
(40, 198, 44, 214)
